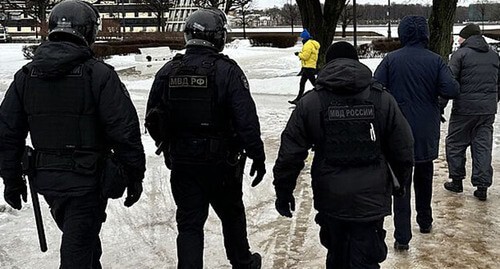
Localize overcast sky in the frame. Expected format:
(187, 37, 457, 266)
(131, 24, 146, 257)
(255, 0, 478, 9)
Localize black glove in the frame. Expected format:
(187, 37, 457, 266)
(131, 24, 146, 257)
(3, 178, 27, 210)
(393, 186, 406, 198)
(124, 180, 143, 207)
(164, 157, 172, 170)
(275, 192, 295, 218)
(249, 159, 266, 187)
(294, 52, 299, 56)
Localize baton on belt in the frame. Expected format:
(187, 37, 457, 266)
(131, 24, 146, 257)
(22, 146, 47, 252)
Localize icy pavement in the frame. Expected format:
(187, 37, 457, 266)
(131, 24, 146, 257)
(0, 42, 499, 268)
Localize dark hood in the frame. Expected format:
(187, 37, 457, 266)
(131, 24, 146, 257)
(398, 16, 429, 46)
(461, 35, 490, 53)
(315, 58, 372, 94)
(25, 41, 93, 78)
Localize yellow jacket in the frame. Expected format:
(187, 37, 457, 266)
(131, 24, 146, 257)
(298, 39, 320, 69)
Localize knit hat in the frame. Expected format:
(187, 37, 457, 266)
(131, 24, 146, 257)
(459, 24, 481, 39)
(326, 41, 359, 63)
(300, 29, 311, 40)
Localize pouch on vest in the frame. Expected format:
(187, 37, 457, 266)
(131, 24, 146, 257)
(319, 89, 382, 166)
(35, 150, 100, 175)
(100, 155, 127, 199)
(169, 137, 229, 163)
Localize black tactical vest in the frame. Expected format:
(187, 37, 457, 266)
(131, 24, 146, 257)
(23, 61, 104, 173)
(318, 84, 383, 166)
(164, 54, 233, 162)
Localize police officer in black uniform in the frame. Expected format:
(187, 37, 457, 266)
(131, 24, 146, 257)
(145, 8, 265, 269)
(0, 1, 145, 268)
(273, 42, 414, 268)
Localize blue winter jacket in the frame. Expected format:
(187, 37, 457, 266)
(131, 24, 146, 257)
(374, 16, 459, 162)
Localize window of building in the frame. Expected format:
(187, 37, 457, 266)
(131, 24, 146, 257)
(31, 26, 35, 31)
(17, 26, 21, 31)
(129, 26, 134, 32)
(134, 11, 138, 17)
(148, 12, 152, 17)
(23, 13, 28, 18)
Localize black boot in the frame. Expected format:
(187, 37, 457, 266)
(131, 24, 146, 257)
(444, 179, 463, 193)
(473, 186, 487, 201)
(249, 253, 261, 269)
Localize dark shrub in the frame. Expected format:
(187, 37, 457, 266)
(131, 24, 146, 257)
(249, 34, 297, 48)
(372, 38, 401, 53)
(93, 32, 186, 58)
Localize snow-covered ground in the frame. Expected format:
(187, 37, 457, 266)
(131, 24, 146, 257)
(0, 41, 499, 268)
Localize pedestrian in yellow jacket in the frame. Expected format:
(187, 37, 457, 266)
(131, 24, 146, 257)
(289, 29, 321, 105)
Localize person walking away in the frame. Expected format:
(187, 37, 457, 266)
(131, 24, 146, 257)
(145, 8, 265, 269)
(289, 29, 320, 105)
(274, 41, 414, 268)
(442, 23, 500, 201)
(374, 15, 459, 250)
(0, 1, 146, 267)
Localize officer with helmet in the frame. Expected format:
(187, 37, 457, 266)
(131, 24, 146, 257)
(0, 0, 145, 267)
(146, 8, 265, 269)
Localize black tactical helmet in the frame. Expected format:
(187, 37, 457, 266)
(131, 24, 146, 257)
(48, 0, 100, 46)
(184, 8, 227, 52)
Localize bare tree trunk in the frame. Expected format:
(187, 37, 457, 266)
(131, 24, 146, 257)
(428, 0, 458, 62)
(296, 0, 347, 67)
(342, 23, 347, 37)
(161, 12, 165, 32)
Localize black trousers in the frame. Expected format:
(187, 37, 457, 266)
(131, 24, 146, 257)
(295, 67, 317, 100)
(393, 161, 434, 244)
(170, 161, 252, 269)
(45, 192, 107, 269)
(446, 114, 495, 187)
(315, 213, 387, 269)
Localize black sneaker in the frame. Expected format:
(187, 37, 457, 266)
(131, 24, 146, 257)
(444, 180, 463, 193)
(249, 252, 262, 269)
(473, 187, 487, 201)
(420, 224, 432, 234)
(394, 241, 409, 251)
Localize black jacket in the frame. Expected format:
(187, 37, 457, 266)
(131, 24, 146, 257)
(0, 41, 146, 196)
(146, 46, 265, 163)
(273, 58, 414, 221)
(374, 16, 459, 162)
(448, 35, 500, 115)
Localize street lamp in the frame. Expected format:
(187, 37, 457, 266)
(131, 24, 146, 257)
(387, 0, 391, 38)
(353, 0, 357, 47)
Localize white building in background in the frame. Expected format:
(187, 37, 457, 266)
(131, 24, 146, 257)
(166, 0, 227, 32)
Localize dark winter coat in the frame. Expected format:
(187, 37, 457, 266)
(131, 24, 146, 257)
(0, 41, 146, 196)
(448, 35, 500, 115)
(273, 58, 414, 221)
(146, 46, 265, 163)
(374, 16, 459, 162)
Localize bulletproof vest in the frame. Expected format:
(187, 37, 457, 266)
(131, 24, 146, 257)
(23, 61, 104, 153)
(166, 54, 228, 136)
(164, 54, 233, 162)
(318, 84, 383, 166)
